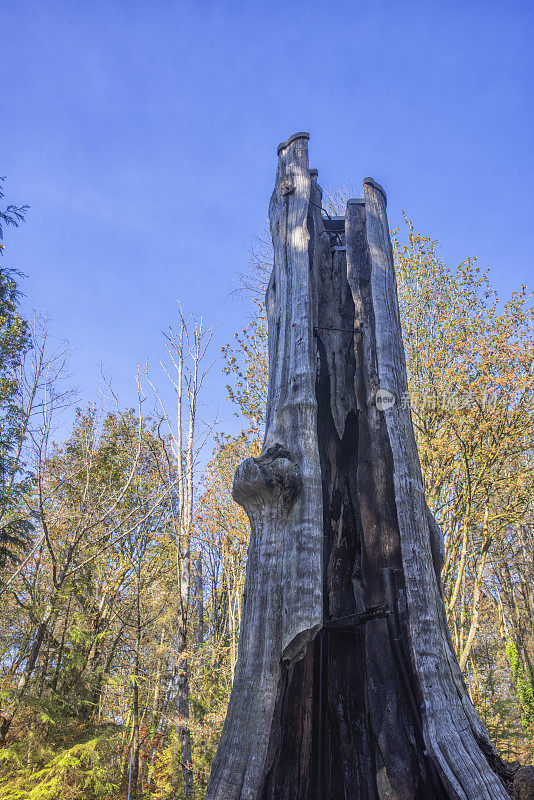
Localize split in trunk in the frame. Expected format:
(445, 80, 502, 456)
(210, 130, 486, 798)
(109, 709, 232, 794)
(205, 133, 517, 800)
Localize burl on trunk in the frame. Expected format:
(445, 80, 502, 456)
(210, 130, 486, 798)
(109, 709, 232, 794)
(205, 133, 515, 800)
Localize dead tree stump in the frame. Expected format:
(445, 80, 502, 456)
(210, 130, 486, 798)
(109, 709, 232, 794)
(205, 133, 516, 800)
(514, 767, 534, 800)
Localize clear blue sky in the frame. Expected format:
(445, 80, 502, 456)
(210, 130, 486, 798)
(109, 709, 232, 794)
(2, 0, 533, 433)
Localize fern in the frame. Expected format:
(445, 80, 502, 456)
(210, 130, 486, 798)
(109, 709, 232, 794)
(0, 726, 120, 799)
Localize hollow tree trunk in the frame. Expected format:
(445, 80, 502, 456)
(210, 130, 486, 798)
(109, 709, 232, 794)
(205, 133, 516, 800)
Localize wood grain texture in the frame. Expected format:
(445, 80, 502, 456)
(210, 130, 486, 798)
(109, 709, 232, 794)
(353, 178, 510, 799)
(205, 134, 323, 800)
(206, 136, 515, 800)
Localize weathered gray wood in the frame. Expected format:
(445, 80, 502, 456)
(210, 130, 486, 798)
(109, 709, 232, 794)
(347, 179, 510, 799)
(205, 133, 323, 800)
(513, 766, 534, 799)
(346, 194, 438, 798)
(205, 134, 516, 800)
(264, 133, 323, 661)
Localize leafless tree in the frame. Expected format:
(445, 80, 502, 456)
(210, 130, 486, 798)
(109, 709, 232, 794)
(147, 305, 214, 798)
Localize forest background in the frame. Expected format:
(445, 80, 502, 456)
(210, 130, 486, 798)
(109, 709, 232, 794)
(1, 3, 533, 798)
(0, 177, 532, 799)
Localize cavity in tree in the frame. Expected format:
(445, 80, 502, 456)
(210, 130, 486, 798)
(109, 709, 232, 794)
(206, 133, 517, 800)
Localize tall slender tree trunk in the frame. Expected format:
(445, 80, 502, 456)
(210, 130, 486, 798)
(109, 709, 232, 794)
(206, 133, 516, 800)
(130, 671, 140, 799)
(175, 515, 193, 798)
(152, 627, 166, 725)
(195, 553, 204, 648)
(176, 602, 193, 798)
(459, 506, 492, 671)
(0, 601, 54, 745)
(120, 711, 134, 790)
(129, 568, 143, 800)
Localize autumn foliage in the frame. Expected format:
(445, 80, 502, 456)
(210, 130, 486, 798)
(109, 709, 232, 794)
(0, 214, 532, 797)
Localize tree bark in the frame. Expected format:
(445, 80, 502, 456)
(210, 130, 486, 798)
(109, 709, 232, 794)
(205, 133, 516, 800)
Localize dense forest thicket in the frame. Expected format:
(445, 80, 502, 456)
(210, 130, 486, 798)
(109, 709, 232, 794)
(0, 182, 532, 799)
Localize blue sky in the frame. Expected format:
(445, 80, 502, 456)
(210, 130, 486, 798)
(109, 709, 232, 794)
(2, 0, 533, 435)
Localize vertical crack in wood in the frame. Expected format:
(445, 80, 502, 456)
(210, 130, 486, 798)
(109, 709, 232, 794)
(206, 138, 515, 800)
(350, 179, 511, 800)
(205, 132, 323, 800)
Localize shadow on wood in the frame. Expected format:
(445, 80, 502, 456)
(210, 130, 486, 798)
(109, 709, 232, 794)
(205, 133, 517, 800)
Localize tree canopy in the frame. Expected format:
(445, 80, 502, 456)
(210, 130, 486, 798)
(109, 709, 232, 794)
(0, 183, 532, 797)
